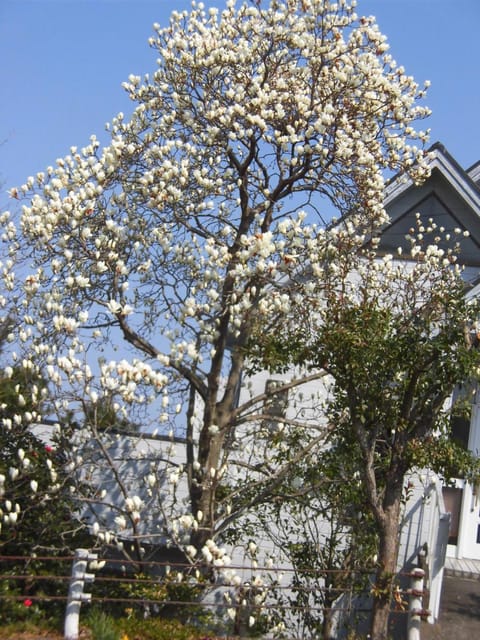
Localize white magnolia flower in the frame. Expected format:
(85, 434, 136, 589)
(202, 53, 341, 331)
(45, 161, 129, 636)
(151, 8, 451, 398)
(146, 473, 156, 488)
(114, 515, 127, 530)
(107, 299, 122, 314)
(75, 275, 90, 288)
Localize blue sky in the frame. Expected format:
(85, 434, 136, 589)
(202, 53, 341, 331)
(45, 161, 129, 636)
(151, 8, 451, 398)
(1, 0, 479, 207)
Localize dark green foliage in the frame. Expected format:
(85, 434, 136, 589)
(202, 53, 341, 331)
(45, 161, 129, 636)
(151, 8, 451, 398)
(92, 568, 212, 626)
(312, 290, 480, 484)
(83, 396, 139, 433)
(0, 366, 91, 623)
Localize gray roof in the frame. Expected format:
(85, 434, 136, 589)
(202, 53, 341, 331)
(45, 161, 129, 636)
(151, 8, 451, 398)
(379, 143, 480, 272)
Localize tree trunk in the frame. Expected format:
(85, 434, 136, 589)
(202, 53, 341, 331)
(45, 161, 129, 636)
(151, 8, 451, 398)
(370, 494, 402, 640)
(322, 601, 335, 640)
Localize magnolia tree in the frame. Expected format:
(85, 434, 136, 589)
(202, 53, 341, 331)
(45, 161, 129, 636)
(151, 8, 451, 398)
(0, 0, 431, 619)
(250, 218, 480, 639)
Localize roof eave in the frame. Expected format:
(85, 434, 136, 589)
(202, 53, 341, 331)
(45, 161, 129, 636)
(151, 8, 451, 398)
(384, 144, 480, 217)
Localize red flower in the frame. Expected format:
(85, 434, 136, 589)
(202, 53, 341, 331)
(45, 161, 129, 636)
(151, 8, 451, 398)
(23, 598, 33, 607)
(45, 445, 53, 453)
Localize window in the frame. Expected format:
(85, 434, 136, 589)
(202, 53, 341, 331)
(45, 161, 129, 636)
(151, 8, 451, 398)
(450, 413, 471, 450)
(450, 383, 475, 450)
(442, 487, 462, 545)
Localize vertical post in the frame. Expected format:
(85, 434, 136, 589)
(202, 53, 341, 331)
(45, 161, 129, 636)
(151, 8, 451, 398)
(64, 548, 97, 640)
(407, 568, 425, 640)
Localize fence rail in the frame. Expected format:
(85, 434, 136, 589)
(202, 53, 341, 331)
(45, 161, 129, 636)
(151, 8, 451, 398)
(0, 551, 427, 639)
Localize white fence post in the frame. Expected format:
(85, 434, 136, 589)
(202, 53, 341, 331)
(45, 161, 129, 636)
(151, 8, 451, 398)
(64, 548, 97, 640)
(407, 567, 426, 640)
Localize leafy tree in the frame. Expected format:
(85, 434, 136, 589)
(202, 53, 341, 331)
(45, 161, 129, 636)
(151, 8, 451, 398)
(1, 0, 431, 631)
(252, 222, 480, 639)
(0, 363, 91, 622)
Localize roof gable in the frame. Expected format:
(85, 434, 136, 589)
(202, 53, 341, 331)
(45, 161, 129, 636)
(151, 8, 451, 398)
(378, 144, 480, 272)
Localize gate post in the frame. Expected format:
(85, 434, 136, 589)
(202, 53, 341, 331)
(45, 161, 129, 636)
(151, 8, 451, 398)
(407, 567, 426, 640)
(64, 548, 97, 640)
